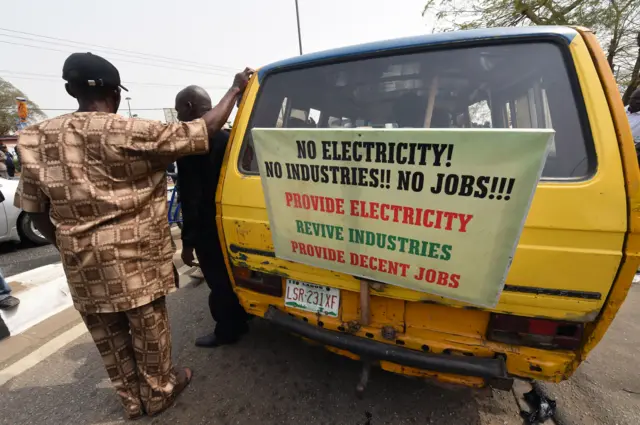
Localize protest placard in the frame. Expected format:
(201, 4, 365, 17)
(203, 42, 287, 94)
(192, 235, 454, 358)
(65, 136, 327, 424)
(251, 128, 552, 307)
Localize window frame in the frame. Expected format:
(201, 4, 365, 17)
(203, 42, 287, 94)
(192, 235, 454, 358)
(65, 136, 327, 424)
(238, 36, 597, 181)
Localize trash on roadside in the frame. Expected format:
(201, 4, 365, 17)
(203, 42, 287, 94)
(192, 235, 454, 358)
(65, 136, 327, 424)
(520, 388, 557, 424)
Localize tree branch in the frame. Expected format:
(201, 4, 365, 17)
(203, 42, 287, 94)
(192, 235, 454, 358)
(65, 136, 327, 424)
(517, 2, 545, 24)
(543, 0, 569, 23)
(561, 0, 588, 15)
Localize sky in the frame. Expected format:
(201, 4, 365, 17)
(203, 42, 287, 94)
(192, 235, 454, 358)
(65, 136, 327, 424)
(0, 0, 434, 122)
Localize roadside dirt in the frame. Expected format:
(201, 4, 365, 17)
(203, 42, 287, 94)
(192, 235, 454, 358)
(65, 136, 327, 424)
(539, 284, 640, 425)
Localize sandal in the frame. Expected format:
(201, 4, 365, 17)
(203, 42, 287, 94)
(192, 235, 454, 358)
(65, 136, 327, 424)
(126, 408, 145, 421)
(147, 367, 193, 417)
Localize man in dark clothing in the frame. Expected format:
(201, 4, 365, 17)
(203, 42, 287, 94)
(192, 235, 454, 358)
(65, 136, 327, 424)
(5, 152, 15, 178)
(175, 85, 249, 348)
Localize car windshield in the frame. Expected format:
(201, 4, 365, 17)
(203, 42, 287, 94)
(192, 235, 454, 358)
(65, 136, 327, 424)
(240, 41, 594, 179)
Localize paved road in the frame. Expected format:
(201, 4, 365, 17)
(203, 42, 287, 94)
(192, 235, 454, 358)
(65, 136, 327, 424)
(0, 241, 59, 277)
(0, 284, 522, 425)
(539, 284, 640, 425)
(1, 279, 639, 424)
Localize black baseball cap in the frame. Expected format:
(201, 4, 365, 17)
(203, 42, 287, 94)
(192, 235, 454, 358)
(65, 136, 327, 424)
(62, 52, 128, 91)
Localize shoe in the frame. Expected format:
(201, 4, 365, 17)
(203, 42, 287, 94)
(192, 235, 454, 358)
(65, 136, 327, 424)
(0, 296, 19, 310)
(195, 332, 240, 348)
(237, 321, 250, 336)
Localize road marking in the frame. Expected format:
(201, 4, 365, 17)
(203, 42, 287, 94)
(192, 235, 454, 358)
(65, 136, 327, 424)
(0, 275, 73, 336)
(0, 322, 87, 387)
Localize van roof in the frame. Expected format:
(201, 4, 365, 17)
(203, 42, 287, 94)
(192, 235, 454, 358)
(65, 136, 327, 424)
(258, 26, 577, 81)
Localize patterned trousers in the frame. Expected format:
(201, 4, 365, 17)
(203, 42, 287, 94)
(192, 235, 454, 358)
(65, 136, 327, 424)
(80, 297, 178, 418)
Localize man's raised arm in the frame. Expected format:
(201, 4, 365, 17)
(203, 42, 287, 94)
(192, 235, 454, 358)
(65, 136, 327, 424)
(201, 68, 254, 136)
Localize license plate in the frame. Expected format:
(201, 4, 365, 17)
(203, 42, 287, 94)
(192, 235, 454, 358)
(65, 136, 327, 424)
(285, 279, 340, 317)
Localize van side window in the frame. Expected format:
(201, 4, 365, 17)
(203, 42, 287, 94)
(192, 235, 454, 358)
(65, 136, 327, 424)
(240, 42, 594, 179)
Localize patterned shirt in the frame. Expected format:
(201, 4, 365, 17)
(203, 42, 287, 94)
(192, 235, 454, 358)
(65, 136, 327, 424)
(14, 112, 209, 313)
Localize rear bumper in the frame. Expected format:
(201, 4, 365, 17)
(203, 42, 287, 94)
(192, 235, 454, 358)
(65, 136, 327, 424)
(264, 306, 514, 390)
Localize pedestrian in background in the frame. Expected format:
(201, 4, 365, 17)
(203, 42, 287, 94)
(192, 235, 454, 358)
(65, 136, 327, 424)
(625, 88, 640, 164)
(14, 52, 253, 419)
(0, 144, 8, 179)
(0, 144, 16, 177)
(627, 88, 640, 139)
(0, 188, 19, 310)
(167, 162, 179, 251)
(0, 268, 19, 310)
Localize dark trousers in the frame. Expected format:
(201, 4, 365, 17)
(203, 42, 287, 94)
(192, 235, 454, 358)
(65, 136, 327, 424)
(195, 238, 248, 340)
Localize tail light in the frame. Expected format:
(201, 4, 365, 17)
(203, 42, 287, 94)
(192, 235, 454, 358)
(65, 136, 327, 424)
(488, 314, 584, 350)
(232, 266, 283, 297)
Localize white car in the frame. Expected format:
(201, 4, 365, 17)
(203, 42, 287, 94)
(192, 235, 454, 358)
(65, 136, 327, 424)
(0, 177, 49, 245)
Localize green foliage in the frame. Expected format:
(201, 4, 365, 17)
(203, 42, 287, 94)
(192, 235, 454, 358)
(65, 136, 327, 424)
(423, 0, 640, 103)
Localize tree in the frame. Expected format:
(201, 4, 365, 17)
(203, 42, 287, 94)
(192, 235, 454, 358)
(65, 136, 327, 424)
(0, 78, 46, 135)
(422, 0, 640, 104)
(620, 31, 640, 105)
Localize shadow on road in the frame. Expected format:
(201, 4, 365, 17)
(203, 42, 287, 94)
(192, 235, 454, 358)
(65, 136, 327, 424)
(0, 240, 29, 254)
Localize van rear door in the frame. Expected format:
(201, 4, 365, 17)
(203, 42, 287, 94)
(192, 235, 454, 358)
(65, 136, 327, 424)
(219, 33, 626, 323)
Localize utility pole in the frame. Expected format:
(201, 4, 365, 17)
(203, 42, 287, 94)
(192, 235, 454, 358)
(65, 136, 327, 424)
(125, 97, 132, 118)
(295, 0, 303, 55)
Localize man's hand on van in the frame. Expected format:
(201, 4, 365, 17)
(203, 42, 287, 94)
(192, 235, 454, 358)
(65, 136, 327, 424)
(199, 67, 255, 137)
(232, 68, 255, 93)
(181, 246, 196, 267)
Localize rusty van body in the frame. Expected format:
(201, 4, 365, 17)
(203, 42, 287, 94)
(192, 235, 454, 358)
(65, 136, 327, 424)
(215, 26, 640, 389)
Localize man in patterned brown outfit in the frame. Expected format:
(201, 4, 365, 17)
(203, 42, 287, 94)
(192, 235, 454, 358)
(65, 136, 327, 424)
(13, 52, 253, 419)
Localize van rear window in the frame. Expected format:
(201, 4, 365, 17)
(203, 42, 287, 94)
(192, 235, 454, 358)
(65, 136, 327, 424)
(240, 42, 594, 179)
